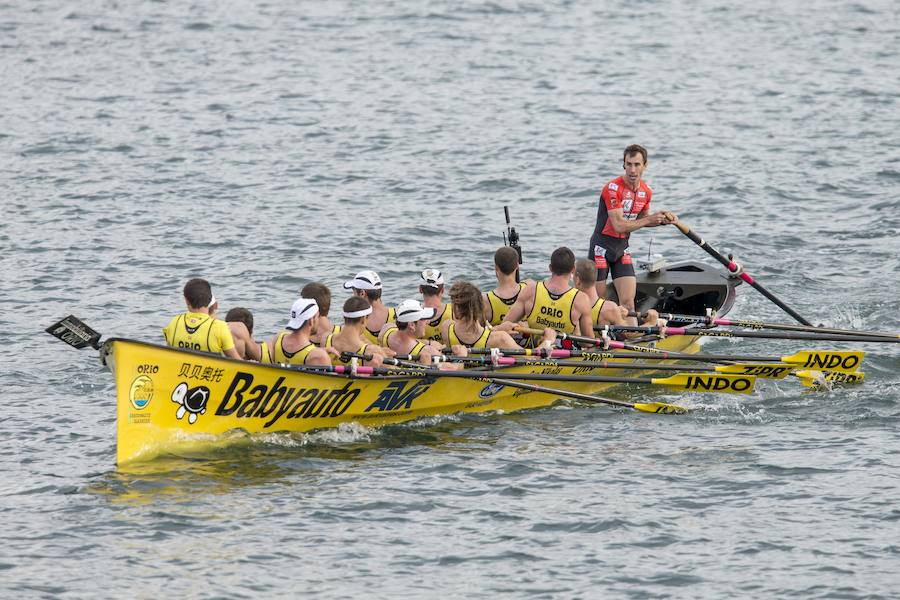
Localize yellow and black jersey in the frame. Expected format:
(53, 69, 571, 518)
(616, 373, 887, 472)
(163, 312, 235, 354)
(363, 307, 396, 345)
(447, 323, 491, 350)
(524, 282, 578, 334)
(270, 332, 316, 366)
(487, 282, 526, 326)
(325, 333, 369, 366)
(423, 304, 452, 342)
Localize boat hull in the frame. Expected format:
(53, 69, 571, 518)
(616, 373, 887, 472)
(108, 334, 701, 465)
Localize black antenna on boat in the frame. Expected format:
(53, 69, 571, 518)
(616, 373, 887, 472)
(503, 205, 523, 283)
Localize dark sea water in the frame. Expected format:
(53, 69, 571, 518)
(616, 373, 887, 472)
(2, 0, 900, 597)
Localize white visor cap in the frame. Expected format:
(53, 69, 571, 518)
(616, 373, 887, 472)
(343, 270, 382, 291)
(395, 299, 437, 323)
(286, 297, 319, 330)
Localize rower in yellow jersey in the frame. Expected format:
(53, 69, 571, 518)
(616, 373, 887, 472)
(442, 281, 556, 351)
(162, 278, 242, 359)
(301, 282, 341, 346)
(573, 258, 659, 334)
(496, 247, 594, 337)
(326, 297, 393, 367)
(378, 299, 443, 365)
(419, 268, 453, 342)
(343, 270, 395, 345)
(483, 246, 530, 326)
(266, 298, 332, 366)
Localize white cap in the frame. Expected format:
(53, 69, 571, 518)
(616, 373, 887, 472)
(286, 297, 319, 330)
(420, 268, 444, 287)
(343, 270, 382, 291)
(395, 299, 436, 323)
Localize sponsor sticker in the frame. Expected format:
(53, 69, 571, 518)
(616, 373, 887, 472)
(479, 382, 505, 398)
(129, 375, 154, 410)
(608, 182, 618, 191)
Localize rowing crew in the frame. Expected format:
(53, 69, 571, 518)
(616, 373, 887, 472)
(162, 245, 658, 367)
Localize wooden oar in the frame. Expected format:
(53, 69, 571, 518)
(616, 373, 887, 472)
(323, 364, 757, 394)
(674, 222, 813, 326)
(462, 344, 865, 374)
(631, 311, 900, 339)
(597, 324, 900, 344)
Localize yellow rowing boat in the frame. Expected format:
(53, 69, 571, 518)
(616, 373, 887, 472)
(106, 333, 702, 465)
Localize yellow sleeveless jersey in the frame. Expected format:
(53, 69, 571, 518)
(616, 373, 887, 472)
(383, 327, 427, 356)
(363, 307, 395, 345)
(487, 282, 526, 326)
(423, 304, 452, 342)
(259, 339, 272, 363)
(525, 282, 578, 333)
(325, 333, 369, 366)
(447, 323, 491, 349)
(163, 312, 235, 354)
(313, 324, 342, 348)
(270, 332, 316, 366)
(591, 297, 606, 325)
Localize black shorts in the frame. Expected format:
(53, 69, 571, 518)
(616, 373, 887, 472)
(588, 238, 635, 281)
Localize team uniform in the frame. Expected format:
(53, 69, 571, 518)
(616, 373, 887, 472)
(588, 175, 652, 281)
(446, 323, 491, 349)
(268, 332, 317, 366)
(486, 283, 526, 326)
(524, 282, 579, 334)
(422, 304, 452, 342)
(590, 297, 606, 325)
(259, 340, 272, 363)
(325, 332, 369, 366)
(382, 327, 428, 356)
(163, 312, 235, 355)
(363, 307, 395, 345)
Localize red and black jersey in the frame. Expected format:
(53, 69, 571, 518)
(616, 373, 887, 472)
(592, 176, 653, 240)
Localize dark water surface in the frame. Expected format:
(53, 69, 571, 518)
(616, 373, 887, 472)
(2, 1, 899, 597)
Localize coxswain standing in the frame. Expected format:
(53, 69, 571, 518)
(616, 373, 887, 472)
(301, 282, 341, 346)
(163, 278, 242, 360)
(496, 247, 594, 339)
(483, 247, 529, 326)
(267, 298, 332, 366)
(325, 297, 393, 367)
(444, 281, 556, 351)
(343, 270, 395, 345)
(588, 144, 677, 324)
(419, 268, 453, 342)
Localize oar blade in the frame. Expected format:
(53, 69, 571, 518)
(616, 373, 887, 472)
(794, 370, 866, 388)
(633, 402, 689, 415)
(714, 363, 794, 379)
(652, 373, 756, 394)
(45, 315, 102, 350)
(781, 351, 864, 373)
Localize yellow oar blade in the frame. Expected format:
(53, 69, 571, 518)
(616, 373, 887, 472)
(714, 363, 794, 379)
(651, 373, 756, 394)
(794, 370, 866, 388)
(633, 402, 689, 414)
(781, 351, 864, 373)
